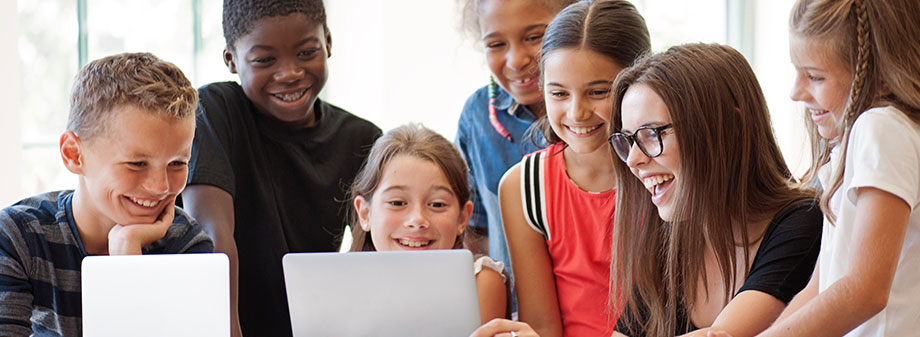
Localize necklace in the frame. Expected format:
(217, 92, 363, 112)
(488, 77, 513, 142)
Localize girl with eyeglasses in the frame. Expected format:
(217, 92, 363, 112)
(608, 43, 823, 337)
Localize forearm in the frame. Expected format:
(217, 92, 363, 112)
(757, 276, 885, 337)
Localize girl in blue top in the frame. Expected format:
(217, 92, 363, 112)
(454, 0, 575, 276)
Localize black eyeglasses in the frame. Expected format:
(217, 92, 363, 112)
(608, 124, 673, 162)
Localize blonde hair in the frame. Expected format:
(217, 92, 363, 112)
(609, 43, 811, 336)
(68, 52, 198, 141)
(792, 0, 920, 223)
(348, 124, 471, 252)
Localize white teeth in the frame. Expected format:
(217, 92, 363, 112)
(643, 175, 674, 189)
(398, 239, 431, 248)
(274, 89, 306, 102)
(571, 124, 601, 135)
(129, 197, 160, 208)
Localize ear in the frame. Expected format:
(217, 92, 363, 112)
(457, 200, 473, 235)
(354, 195, 371, 231)
(878, 80, 892, 96)
(324, 27, 333, 59)
(223, 48, 238, 74)
(60, 131, 85, 174)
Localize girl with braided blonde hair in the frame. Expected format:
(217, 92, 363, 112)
(750, 0, 920, 336)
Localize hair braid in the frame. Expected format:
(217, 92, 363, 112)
(820, 0, 874, 223)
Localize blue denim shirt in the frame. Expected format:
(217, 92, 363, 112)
(455, 84, 544, 283)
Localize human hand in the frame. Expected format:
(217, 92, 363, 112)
(469, 319, 540, 337)
(707, 331, 734, 337)
(108, 198, 176, 255)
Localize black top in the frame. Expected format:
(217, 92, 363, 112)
(187, 82, 381, 337)
(616, 198, 823, 336)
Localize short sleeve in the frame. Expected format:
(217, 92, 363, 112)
(737, 199, 823, 303)
(187, 84, 238, 197)
(473, 255, 507, 281)
(845, 107, 920, 209)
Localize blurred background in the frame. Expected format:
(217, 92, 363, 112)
(1, 0, 806, 206)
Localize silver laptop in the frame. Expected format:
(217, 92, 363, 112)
(81, 253, 230, 337)
(282, 250, 481, 337)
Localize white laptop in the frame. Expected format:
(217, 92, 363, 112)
(282, 250, 481, 337)
(81, 253, 229, 337)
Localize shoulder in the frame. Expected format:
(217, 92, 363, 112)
(157, 207, 214, 253)
(198, 81, 245, 101)
(852, 106, 920, 141)
(765, 198, 823, 239)
(319, 100, 382, 138)
(460, 85, 490, 116)
(499, 162, 523, 195)
(1, 191, 66, 233)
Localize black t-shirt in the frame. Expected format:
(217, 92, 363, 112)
(616, 198, 823, 335)
(188, 82, 381, 337)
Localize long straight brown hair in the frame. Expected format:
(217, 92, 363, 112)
(609, 43, 813, 336)
(791, 0, 920, 224)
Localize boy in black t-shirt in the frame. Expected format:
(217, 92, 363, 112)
(182, 1, 381, 336)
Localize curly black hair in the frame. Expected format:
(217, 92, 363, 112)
(223, 0, 326, 49)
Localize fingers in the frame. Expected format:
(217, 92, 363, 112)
(154, 197, 178, 225)
(469, 319, 538, 337)
(707, 331, 733, 337)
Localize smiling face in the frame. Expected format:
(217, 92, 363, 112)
(543, 47, 623, 153)
(225, 13, 330, 127)
(479, 0, 555, 106)
(789, 34, 853, 140)
(67, 105, 194, 229)
(355, 155, 473, 251)
(619, 84, 680, 221)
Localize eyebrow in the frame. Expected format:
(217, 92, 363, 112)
(246, 37, 320, 53)
(546, 80, 614, 89)
(620, 121, 668, 134)
(482, 24, 547, 41)
(379, 185, 455, 195)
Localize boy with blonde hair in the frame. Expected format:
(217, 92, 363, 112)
(0, 52, 213, 336)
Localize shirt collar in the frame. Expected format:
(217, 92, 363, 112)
(493, 85, 522, 116)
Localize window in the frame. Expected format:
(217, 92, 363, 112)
(13, 0, 806, 202)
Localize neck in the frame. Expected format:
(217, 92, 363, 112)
(562, 145, 616, 192)
(525, 101, 546, 118)
(71, 185, 114, 255)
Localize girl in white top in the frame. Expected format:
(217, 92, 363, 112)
(751, 0, 920, 336)
(347, 124, 509, 324)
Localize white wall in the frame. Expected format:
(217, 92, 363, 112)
(1, 1, 22, 206)
(323, 0, 489, 140)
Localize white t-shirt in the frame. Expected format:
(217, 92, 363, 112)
(819, 106, 920, 337)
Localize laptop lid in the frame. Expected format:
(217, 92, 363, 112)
(81, 253, 229, 337)
(282, 250, 480, 337)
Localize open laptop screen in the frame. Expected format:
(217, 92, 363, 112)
(81, 253, 229, 337)
(282, 250, 480, 337)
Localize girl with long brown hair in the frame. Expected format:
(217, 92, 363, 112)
(609, 43, 823, 337)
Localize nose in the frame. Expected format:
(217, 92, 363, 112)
(567, 95, 593, 121)
(142, 167, 170, 195)
(404, 204, 430, 230)
(274, 60, 305, 83)
(506, 42, 534, 72)
(790, 72, 809, 102)
(624, 141, 649, 168)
